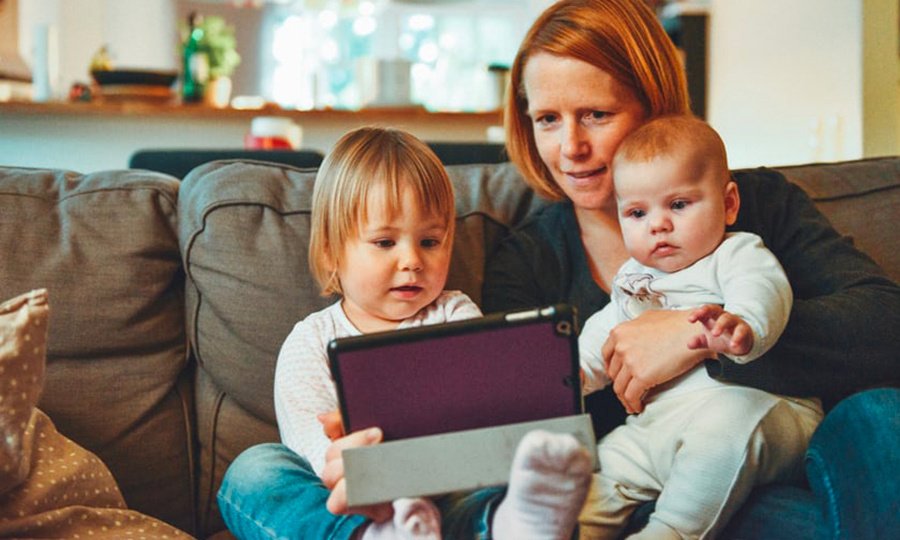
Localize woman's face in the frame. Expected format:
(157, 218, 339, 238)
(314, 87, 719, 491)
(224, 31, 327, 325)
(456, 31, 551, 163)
(522, 53, 647, 213)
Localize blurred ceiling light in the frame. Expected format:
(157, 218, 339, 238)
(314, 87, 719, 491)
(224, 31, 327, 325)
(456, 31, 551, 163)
(352, 16, 377, 36)
(408, 14, 434, 31)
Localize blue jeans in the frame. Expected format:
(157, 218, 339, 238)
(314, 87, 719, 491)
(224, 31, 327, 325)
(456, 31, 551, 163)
(217, 444, 505, 540)
(219, 388, 899, 539)
(626, 387, 900, 540)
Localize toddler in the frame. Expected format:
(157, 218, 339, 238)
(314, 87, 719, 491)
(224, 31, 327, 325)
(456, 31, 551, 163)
(271, 126, 592, 540)
(578, 116, 824, 540)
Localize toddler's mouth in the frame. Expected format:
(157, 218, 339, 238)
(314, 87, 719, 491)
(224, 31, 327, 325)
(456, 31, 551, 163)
(391, 285, 423, 292)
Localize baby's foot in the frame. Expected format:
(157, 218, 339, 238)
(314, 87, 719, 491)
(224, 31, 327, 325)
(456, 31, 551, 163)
(493, 430, 593, 540)
(362, 497, 442, 540)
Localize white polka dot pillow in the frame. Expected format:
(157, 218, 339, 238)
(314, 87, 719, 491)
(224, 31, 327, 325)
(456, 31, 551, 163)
(0, 288, 48, 496)
(0, 288, 192, 538)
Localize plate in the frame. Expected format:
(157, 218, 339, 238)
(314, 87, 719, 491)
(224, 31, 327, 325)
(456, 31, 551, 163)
(91, 69, 178, 87)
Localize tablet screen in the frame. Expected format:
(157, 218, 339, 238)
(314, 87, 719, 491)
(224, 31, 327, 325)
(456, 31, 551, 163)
(329, 304, 582, 440)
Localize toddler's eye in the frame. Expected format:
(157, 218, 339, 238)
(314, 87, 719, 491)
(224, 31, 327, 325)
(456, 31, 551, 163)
(421, 238, 441, 248)
(671, 200, 689, 210)
(373, 239, 395, 248)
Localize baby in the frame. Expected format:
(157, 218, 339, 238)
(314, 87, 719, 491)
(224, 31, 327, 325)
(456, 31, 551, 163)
(578, 115, 824, 540)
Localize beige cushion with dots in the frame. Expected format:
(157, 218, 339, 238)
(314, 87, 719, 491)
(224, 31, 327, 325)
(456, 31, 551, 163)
(0, 289, 191, 539)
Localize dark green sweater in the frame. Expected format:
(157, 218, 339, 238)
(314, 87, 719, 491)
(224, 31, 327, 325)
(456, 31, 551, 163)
(483, 167, 900, 433)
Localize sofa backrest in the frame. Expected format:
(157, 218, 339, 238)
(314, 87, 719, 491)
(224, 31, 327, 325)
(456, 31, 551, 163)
(0, 168, 195, 534)
(771, 157, 900, 283)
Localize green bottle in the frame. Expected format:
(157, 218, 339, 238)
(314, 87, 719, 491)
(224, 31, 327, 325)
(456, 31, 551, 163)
(182, 12, 209, 103)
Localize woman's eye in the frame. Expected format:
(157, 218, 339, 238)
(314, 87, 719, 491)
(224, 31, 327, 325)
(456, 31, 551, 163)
(585, 111, 609, 123)
(533, 114, 558, 128)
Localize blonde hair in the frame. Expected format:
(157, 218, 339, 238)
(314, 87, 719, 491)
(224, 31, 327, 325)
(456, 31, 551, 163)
(308, 126, 456, 296)
(613, 115, 729, 182)
(505, 0, 691, 200)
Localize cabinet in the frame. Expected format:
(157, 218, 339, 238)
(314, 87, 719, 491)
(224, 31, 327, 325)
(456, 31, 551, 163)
(661, 9, 708, 119)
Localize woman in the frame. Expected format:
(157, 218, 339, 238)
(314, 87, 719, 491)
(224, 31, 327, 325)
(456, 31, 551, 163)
(483, 0, 900, 538)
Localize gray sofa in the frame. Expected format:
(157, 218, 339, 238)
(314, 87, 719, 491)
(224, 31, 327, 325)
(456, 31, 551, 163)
(0, 156, 897, 539)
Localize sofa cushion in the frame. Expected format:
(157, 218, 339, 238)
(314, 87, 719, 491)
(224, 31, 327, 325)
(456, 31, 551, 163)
(178, 159, 545, 535)
(0, 168, 194, 534)
(773, 157, 900, 283)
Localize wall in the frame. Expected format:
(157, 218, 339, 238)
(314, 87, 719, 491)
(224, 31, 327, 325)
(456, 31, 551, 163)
(707, 0, 863, 167)
(862, 0, 900, 157)
(0, 108, 500, 172)
(17, 0, 177, 100)
(3, 0, 897, 173)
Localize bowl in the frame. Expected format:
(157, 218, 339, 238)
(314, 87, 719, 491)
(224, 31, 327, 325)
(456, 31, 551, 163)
(91, 69, 178, 87)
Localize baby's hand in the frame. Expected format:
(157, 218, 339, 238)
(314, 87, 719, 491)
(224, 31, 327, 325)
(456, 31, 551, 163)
(687, 304, 753, 356)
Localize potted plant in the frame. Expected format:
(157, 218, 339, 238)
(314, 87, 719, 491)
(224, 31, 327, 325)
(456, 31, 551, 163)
(182, 14, 241, 107)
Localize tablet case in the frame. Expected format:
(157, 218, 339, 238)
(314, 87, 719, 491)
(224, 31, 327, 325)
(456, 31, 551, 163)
(328, 303, 582, 441)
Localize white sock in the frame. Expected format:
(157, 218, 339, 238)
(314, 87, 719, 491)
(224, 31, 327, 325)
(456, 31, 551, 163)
(361, 497, 442, 540)
(493, 430, 593, 540)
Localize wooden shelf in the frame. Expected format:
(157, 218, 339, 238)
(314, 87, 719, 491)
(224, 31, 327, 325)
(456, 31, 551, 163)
(0, 100, 503, 122)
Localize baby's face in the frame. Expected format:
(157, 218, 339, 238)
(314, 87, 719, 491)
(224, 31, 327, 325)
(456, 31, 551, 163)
(614, 151, 738, 273)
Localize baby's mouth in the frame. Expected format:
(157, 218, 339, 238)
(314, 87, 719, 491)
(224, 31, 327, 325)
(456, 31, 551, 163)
(653, 243, 676, 255)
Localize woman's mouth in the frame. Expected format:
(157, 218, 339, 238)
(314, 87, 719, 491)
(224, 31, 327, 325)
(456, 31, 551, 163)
(564, 167, 607, 187)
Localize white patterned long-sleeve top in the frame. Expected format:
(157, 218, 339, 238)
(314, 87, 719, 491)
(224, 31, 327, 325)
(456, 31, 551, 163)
(273, 290, 482, 476)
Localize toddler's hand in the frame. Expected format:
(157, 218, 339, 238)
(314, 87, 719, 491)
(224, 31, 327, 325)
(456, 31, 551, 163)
(321, 426, 393, 522)
(318, 410, 344, 441)
(687, 304, 753, 356)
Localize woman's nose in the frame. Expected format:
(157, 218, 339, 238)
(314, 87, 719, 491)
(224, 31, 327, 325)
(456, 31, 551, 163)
(560, 123, 588, 159)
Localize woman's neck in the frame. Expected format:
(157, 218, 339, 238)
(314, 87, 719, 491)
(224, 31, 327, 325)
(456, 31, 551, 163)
(574, 205, 630, 294)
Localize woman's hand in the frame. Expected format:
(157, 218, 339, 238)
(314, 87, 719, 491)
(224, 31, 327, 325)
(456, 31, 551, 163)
(602, 309, 711, 414)
(318, 413, 393, 522)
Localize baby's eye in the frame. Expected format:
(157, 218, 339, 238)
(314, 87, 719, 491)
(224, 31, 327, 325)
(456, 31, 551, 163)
(421, 238, 441, 248)
(671, 200, 689, 210)
(626, 208, 646, 219)
(373, 239, 395, 248)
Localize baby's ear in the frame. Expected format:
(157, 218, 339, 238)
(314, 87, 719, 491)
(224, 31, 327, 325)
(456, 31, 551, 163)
(724, 180, 740, 225)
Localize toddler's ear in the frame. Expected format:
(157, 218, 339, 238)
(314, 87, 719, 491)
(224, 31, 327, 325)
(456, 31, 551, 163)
(724, 180, 740, 225)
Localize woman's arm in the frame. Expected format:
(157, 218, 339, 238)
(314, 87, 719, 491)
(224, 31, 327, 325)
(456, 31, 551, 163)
(713, 169, 900, 406)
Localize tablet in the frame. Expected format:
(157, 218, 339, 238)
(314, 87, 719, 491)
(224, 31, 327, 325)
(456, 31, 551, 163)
(328, 304, 582, 441)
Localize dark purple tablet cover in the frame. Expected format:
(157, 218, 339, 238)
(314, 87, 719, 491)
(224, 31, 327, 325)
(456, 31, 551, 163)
(329, 304, 581, 441)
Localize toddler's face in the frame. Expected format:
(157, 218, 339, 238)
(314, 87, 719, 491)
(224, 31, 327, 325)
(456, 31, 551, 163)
(614, 151, 738, 273)
(337, 183, 452, 333)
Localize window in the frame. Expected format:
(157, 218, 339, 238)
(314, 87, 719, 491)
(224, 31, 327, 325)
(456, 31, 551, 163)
(262, 0, 526, 111)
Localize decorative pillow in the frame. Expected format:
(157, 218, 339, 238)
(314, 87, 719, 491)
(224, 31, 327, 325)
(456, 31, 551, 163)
(0, 289, 190, 539)
(0, 288, 47, 495)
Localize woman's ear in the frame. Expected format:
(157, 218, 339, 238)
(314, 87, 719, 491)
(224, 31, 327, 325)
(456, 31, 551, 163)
(724, 180, 740, 225)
